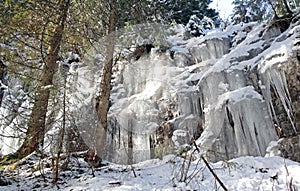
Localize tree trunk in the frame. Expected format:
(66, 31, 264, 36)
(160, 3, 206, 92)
(94, 0, 116, 158)
(13, 0, 70, 159)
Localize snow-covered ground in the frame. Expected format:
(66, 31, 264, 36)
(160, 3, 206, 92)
(1, 154, 299, 190)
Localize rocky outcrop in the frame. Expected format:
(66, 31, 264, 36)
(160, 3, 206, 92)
(196, 15, 300, 161)
(105, 16, 299, 163)
(64, 13, 300, 164)
(279, 136, 300, 162)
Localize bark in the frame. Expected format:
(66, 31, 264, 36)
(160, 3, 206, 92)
(94, 0, 116, 158)
(13, 0, 71, 159)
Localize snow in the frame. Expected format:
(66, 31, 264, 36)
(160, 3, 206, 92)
(216, 86, 264, 109)
(258, 39, 294, 73)
(1, 154, 300, 191)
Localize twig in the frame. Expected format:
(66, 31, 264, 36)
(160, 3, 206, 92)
(201, 155, 228, 191)
(183, 149, 197, 182)
(179, 152, 186, 182)
(187, 158, 203, 184)
(284, 158, 289, 176)
(289, 177, 294, 191)
(192, 140, 228, 191)
(131, 165, 137, 178)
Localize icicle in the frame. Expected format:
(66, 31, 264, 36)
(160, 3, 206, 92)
(263, 68, 297, 134)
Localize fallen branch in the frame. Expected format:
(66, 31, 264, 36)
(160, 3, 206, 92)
(201, 155, 228, 191)
(131, 165, 137, 178)
(192, 140, 227, 191)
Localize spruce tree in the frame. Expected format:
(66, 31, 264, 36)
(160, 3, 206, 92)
(232, 0, 297, 24)
(159, 0, 219, 25)
(231, 0, 271, 24)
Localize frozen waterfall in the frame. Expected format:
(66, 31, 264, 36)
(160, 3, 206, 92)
(66, 19, 300, 163)
(0, 19, 296, 163)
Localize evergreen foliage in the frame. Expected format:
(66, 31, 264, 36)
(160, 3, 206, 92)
(116, 0, 153, 26)
(231, 0, 299, 24)
(231, 0, 271, 24)
(157, 0, 219, 26)
(185, 15, 215, 37)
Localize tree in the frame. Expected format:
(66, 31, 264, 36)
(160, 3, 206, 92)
(268, 0, 294, 17)
(7, 0, 71, 160)
(157, 0, 219, 26)
(0, 0, 113, 161)
(1, 1, 52, 160)
(231, 0, 271, 24)
(0, 0, 160, 165)
(116, 0, 153, 26)
(231, 0, 297, 24)
(89, 0, 117, 161)
(185, 15, 215, 37)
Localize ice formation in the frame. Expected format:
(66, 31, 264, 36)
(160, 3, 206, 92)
(0, 75, 31, 155)
(0, 15, 299, 164)
(63, 16, 300, 164)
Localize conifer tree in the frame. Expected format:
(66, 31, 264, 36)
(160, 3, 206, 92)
(231, 0, 271, 24)
(231, 0, 297, 24)
(158, 0, 219, 25)
(13, 0, 71, 159)
(95, 0, 117, 159)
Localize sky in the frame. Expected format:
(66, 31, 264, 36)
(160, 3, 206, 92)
(210, 0, 234, 20)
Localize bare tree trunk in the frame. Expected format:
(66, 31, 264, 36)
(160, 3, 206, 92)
(13, 0, 71, 160)
(94, 0, 116, 159)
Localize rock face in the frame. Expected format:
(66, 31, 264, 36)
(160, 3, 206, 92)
(279, 136, 300, 162)
(95, 15, 299, 163)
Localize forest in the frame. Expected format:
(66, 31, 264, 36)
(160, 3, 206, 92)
(0, 0, 300, 190)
